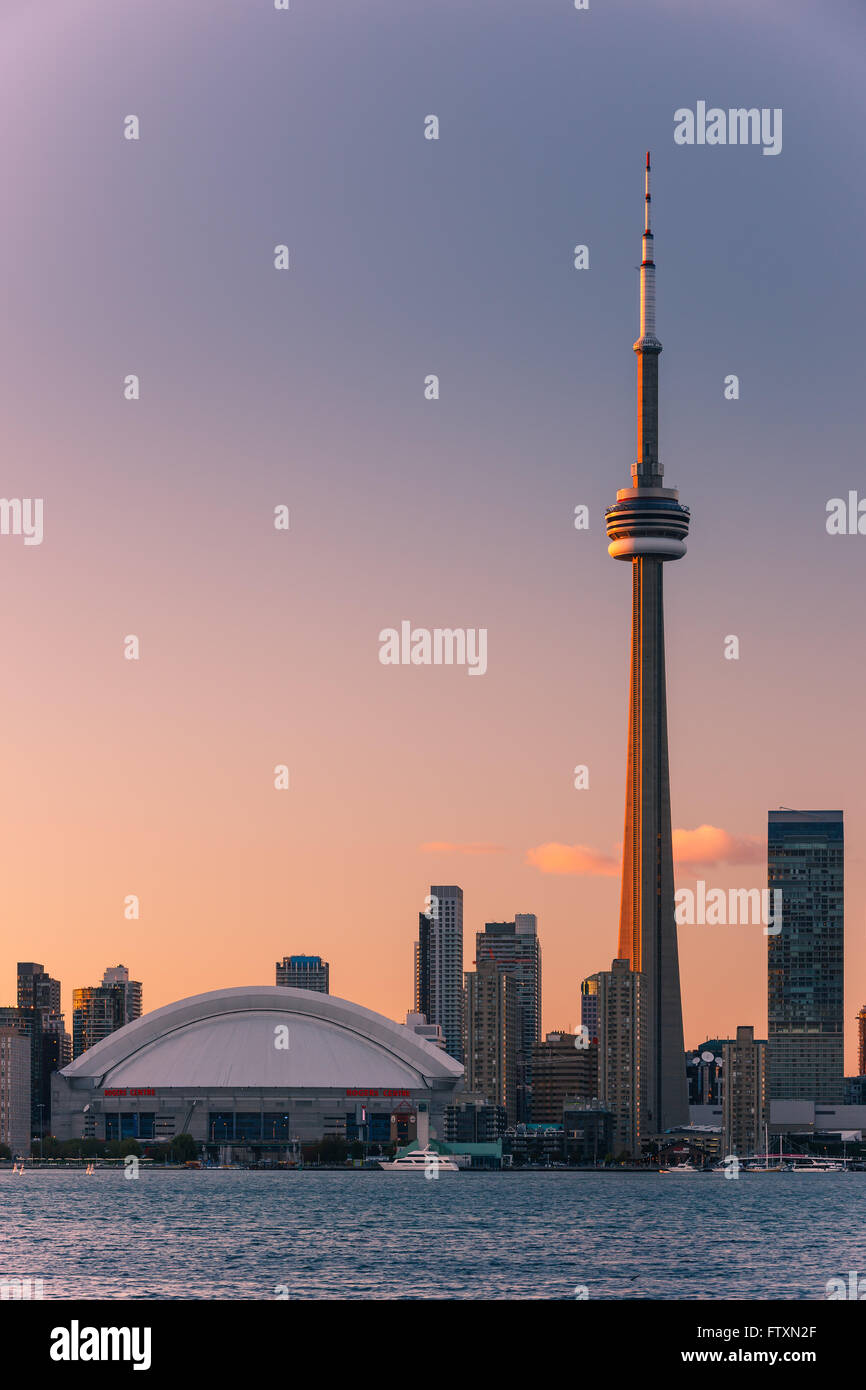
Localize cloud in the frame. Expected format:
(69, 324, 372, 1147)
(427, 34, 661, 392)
(420, 841, 506, 856)
(526, 826, 763, 876)
(672, 825, 764, 867)
(526, 843, 619, 877)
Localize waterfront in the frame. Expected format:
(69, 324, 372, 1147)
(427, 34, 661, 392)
(2, 1170, 865, 1300)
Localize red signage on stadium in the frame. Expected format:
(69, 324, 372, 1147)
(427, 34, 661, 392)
(103, 1088, 156, 1097)
(345, 1089, 410, 1098)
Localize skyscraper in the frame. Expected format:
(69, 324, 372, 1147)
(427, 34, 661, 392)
(73, 964, 142, 1059)
(767, 810, 844, 1102)
(604, 155, 689, 1133)
(596, 959, 646, 1156)
(414, 885, 464, 1063)
(276, 956, 330, 993)
(475, 915, 541, 1120)
(463, 962, 519, 1123)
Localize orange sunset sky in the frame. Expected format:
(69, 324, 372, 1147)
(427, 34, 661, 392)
(0, 0, 864, 1071)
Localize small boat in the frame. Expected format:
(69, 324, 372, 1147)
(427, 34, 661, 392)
(378, 1145, 459, 1173)
(747, 1127, 785, 1171)
(659, 1161, 699, 1174)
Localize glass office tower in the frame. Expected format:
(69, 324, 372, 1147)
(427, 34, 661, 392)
(767, 810, 844, 1101)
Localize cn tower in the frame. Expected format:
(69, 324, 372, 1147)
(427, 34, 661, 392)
(604, 154, 689, 1133)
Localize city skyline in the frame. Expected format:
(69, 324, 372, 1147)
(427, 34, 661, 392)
(4, 0, 866, 1335)
(6, 829, 864, 1076)
(0, 0, 864, 1073)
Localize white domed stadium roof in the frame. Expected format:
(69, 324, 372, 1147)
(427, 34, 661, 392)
(62, 986, 464, 1090)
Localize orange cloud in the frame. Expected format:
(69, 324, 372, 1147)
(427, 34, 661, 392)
(420, 841, 507, 856)
(526, 843, 619, 877)
(527, 826, 763, 877)
(672, 825, 764, 867)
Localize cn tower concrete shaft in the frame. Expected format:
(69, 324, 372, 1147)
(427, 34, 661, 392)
(604, 155, 689, 1133)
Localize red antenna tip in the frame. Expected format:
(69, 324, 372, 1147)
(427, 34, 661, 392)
(646, 150, 651, 169)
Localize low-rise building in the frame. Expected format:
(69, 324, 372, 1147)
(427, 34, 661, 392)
(562, 1101, 614, 1163)
(443, 1098, 507, 1143)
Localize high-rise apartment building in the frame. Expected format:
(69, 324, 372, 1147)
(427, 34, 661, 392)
(580, 974, 599, 1043)
(0, 1028, 31, 1158)
(463, 963, 519, 1123)
(475, 915, 541, 1120)
(722, 1025, 766, 1158)
(17, 962, 61, 1015)
(414, 885, 463, 1063)
(6, 964, 70, 1131)
(414, 912, 432, 1022)
(767, 810, 844, 1102)
(73, 964, 143, 1059)
(275, 956, 330, 993)
(101, 965, 143, 1019)
(41, 1016, 72, 1093)
(596, 959, 646, 1156)
(531, 1031, 598, 1125)
(604, 156, 690, 1134)
(0, 1008, 38, 1129)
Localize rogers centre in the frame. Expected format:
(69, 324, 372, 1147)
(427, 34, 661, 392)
(51, 986, 464, 1155)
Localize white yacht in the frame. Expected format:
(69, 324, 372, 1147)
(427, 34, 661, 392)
(378, 1146, 460, 1174)
(659, 1160, 700, 1174)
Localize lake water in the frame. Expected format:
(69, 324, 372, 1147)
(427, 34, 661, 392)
(2, 1170, 865, 1300)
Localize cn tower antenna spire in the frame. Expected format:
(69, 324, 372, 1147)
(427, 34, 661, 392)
(633, 150, 662, 483)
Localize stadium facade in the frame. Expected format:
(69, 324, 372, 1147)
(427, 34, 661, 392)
(51, 986, 464, 1154)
